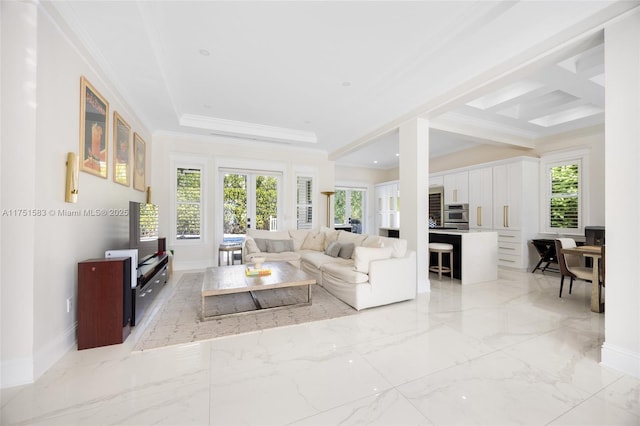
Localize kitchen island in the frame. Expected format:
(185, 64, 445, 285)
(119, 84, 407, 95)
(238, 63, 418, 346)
(429, 229, 498, 284)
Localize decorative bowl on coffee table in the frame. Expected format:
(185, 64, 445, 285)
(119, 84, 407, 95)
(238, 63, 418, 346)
(252, 257, 266, 270)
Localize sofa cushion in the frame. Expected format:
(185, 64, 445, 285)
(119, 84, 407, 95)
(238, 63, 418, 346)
(338, 242, 355, 259)
(321, 227, 340, 250)
(244, 237, 260, 254)
(379, 236, 408, 258)
(254, 238, 269, 252)
(301, 231, 325, 251)
(246, 251, 300, 262)
(324, 241, 341, 257)
(362, 235, 384, 248)
(321, 262, 369, 284)
(337, 231, 367, 247)
(301, 251, 349, 269)
(247, 229, 291, 240)
(353, 246, 393, 273)
(288, 229, 310, 251)
(267, 239, 294, 253)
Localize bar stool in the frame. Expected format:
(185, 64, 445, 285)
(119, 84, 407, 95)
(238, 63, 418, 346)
(429, 242, 453, 280)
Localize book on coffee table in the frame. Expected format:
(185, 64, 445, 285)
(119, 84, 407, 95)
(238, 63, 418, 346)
(245, 267, 272, 276)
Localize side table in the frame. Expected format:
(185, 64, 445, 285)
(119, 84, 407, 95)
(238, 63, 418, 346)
(219, 244, 242, 266)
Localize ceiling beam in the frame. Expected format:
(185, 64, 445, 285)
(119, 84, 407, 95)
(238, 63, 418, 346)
(330, 2, 636, 161)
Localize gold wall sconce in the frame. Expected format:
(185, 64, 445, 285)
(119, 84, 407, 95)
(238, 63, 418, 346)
(321, 191, 335, 228)
(146, 186, 152, 204)
(65, 152, 79, 203)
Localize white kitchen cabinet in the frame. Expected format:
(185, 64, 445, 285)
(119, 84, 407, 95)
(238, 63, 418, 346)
(429, 175, 444, 187)
(492, 158, 539, 269)
(468, 167, 493, 229)
(492, 159, 538, 231)
(493, 163, 522, 230)
(430, 156, 539, 270)
(444, 171, 469, 204)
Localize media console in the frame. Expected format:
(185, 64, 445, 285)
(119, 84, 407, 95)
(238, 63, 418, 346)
(132, 252, 169, 326)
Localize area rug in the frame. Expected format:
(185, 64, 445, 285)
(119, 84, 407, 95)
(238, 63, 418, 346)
(133, 272, 357, 351)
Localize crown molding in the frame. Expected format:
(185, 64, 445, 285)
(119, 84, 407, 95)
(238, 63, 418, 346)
(179, 114, 317, 144)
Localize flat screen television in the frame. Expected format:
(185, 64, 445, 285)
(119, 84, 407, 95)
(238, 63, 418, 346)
(129, 201, 159, 264)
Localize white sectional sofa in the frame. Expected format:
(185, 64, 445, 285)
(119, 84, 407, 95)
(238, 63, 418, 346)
(242, 227, 416, 310)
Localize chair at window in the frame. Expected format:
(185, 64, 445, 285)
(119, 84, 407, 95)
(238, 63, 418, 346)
(554, 238, 594, 298)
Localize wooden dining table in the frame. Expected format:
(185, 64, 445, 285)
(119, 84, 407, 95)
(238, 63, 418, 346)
(561, 245, 604, 313)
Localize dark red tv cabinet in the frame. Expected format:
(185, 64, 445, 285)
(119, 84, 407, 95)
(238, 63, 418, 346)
(77, 257, 132, 350)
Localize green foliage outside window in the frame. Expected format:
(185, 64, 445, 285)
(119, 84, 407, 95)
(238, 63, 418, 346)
(549, 163, 579, 229)
(176, 168, 201, 239)
(255, 175, 278, 230)
(334, 190, 346, 224)
(223, 173, 278, 234)
(334, 189, 364, 225)
(223, 174, 247, 234)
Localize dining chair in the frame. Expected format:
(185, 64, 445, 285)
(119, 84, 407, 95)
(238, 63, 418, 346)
(600, 244, 605, 288)
(554, 238, 593, 298)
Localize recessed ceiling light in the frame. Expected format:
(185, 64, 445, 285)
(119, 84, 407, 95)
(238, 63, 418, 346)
(199, 49, 210, 56)
(373, 160, 378, 164)
(203, 104, 211, 109)
(395, 153, 400, 157)
(342, 81, 351, 87)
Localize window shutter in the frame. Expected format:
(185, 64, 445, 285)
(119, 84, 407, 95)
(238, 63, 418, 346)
(296, 176, 313, 229)
(176, 167, 202, 239)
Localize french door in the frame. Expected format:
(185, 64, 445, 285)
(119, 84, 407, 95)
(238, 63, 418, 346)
(221, 170, 281, 242)
(334, 187, 366, 233)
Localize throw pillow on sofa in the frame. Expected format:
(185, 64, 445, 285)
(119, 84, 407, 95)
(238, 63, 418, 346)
(244, 238, 260, 254)
(338, 242, 355, 259)
(301, 231, 325, 251)
(321, 226, 340, 250)
(337, 231, 368, 247)
(324, 241, 341, 257)
(253, 238, 269, 252)
(353, 246, 393, 273)
(266, 239, 294, 253)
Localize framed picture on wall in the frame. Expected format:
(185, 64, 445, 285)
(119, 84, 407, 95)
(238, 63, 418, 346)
(133, 132, 146, 191)
(113, 112, 131, 186)
(79, 76, 109, 178)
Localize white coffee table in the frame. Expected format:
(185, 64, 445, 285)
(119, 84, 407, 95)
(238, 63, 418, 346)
(201, 262, 316, 320)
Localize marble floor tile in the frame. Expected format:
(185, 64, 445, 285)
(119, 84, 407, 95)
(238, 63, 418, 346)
(397, 351, 592, 425)
(290, 388, 433, 425)
(549, 375, 640, 425)
(1, 268, 638, 426)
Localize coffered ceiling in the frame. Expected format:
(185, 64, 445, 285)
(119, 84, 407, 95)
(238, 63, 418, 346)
(45, 1, 637, 169)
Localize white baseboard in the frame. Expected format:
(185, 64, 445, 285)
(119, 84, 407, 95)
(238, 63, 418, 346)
(0, 356, 33, 389)
(34, 322, 77, 380)
(1, 322, 76, 389)
(601, 342, 640, 378)
(173, 259, 214, 271)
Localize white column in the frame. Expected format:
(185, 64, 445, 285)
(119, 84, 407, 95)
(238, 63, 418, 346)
(602, 9, 640, 378)
(399, 118, 429, 293)
(1, 0, 38, 387)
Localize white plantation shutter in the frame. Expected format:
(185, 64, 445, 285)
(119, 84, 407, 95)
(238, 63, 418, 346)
(296, 176, 313, 229)
(176, 167, 202, 239)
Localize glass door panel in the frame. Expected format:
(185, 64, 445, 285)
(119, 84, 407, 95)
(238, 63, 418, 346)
(221, 171, 281, 242)
(222, 173, 248, 243)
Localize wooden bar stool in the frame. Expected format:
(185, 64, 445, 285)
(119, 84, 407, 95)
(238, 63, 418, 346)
(429, 242, 453, 280)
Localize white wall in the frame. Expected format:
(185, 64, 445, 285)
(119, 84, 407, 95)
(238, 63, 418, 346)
(152, 133, 335, 271)
(1, 3, 149, 388)
(602, 10, 640, 378)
